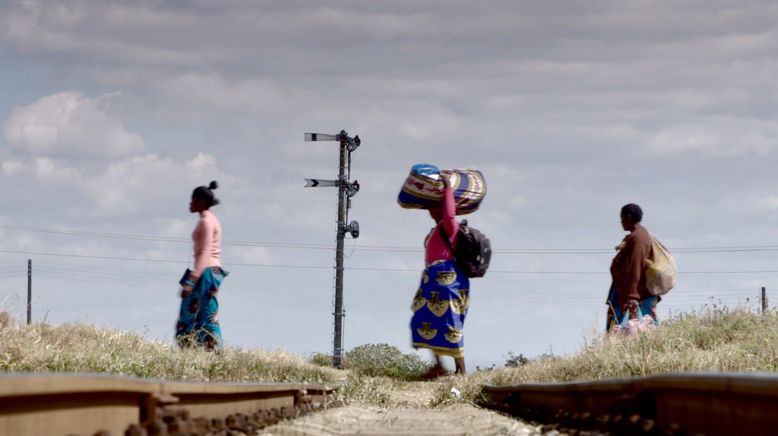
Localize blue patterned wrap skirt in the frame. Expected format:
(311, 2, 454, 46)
(176, 267, 228, 350)
(410, 260, 470, 358)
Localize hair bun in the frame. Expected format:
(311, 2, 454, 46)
(208, 180, 219, 190)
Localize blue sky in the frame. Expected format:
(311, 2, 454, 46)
(2, 0, 778, 370)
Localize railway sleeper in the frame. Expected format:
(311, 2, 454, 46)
(67, 396, 344, 436)
(482, 373, 778, 436)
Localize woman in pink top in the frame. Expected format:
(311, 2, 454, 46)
(410, 175, 469, 376)
(175, 180, 228, 350)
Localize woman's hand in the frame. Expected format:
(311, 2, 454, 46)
(440, 172, 450, 188)
(180, 273, 197, 298)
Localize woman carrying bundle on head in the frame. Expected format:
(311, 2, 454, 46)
(176, 181, 228, 350)
(400, 164, 486, 377)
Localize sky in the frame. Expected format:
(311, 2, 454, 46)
(1, 0, 778, 370)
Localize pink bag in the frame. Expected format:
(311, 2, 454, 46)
(610, 305, 655, 336)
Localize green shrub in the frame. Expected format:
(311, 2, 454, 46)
(310, 352, 334, 367)
(504, 352, 529, 368)
(344, 343, 432, 380)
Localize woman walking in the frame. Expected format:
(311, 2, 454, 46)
(176, 181, 228, 350)
(410, 176, 469, 376)
(607, 203, 658, 332)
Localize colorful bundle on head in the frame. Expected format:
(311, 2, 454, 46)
(397, 164, 487, 215)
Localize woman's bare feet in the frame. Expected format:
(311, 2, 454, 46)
(454, 357, 466, 375)
(421, 365, 449, 380)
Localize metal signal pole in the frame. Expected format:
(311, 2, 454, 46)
(762, 286, 768, 315)
(27, 259, 31, 325)
(304, 130, 360, 368)
(332, 138, 348, 369)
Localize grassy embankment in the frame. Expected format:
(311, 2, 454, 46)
(430, 307, 778, 406)
(2, 308, 777, 408)
(0, 312, 341, 384)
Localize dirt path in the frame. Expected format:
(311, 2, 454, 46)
(259, 403, 540, 435)
(259, 381, 541, 435)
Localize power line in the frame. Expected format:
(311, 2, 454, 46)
(0, 249, 188, 264)
(0, 225, 333, 250)
(4, 224, 778, 254)
(0, 272, 22, 278)
(35, 260, 171, 275)
(35, 266, 169, 282)
(33, 271, 161, 287)
(0, 248, 331, 270)
(3, 248, 778, 276)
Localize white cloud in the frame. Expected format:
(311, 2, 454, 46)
(0, 89, 225, 218)
(157, 218, 192, 239)
(85, 153, 219, 216)
(3, 91, 145, 158)
(648, 117, 778, 157)
(185, 152, 219, 173)
(756, 196, 778, 212)
(1, 160, 26, 176)
(230, 246, 272, 265)
(0, 1, 200, 67)
(33, 157, 81, 185)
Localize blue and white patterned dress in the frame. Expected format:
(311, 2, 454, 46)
(176, 266, 228, 350)
(410, 260, 469, 358)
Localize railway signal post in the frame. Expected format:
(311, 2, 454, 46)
(304, 130, 361, 368)
(27, 259, 31, 325)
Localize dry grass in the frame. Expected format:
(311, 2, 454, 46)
(0, 316, 342, 384)
(339, 376, 447, 408)
(4, 308, 778, 409)
(430, 307, 778, 406)
(0, 314, 433, 407)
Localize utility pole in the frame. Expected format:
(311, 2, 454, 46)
(762, 286, 768, 315)
(27, 259, 32, 325)
(304, 130, 361, 368)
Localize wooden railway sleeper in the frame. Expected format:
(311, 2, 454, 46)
(142, 392, 180, 428)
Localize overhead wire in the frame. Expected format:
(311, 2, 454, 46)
(34, 267, 168, 284)
(0, 260, 22, 266)
(0, 225, 333, 250)
(4, 224, 778, 254)
(0, 272, 22, 278)
(0, 225, 776, 288)
(33, 271, 150, 286)
(2, 248, 778, 276)
(35, 261, 172, 278)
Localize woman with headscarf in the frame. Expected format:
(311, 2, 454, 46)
(176, 181, 228, 350)
(410, 176, 469, 376)
(607, 203, 658, 332)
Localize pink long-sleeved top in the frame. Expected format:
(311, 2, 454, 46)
(192, 210, 222, 278)
(425, 186, 459, 265)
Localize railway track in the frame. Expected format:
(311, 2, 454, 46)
(0, 373, 339, 435)
(6, 371, 776, 435)
(482, 372, 778, 435)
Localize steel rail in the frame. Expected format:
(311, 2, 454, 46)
(0, 373, 339, 435)
(482, 372, 778, 435)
